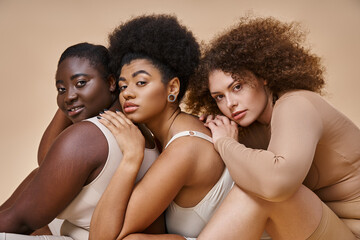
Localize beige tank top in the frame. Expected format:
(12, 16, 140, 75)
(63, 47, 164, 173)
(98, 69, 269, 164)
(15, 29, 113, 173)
(57, 117, 159, 230)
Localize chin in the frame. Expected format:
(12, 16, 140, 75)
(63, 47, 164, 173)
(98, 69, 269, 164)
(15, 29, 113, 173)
(237, 120, 253, 127)
(124, 114, 142, 124)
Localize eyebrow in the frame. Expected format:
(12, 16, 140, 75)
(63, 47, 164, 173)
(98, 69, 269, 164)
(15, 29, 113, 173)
(118, 70, 152, 82)
(210, 79, 236, 95)
(55, 73, 89, 85)
(70, 73, 89, 80)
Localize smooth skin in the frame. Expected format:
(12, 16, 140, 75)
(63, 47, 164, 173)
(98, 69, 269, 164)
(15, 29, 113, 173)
(90, 59, 225, 240)
(0, 57, 119, 234)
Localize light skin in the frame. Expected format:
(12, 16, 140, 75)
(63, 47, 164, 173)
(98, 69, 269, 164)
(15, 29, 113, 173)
(0, 57, 120, 234)
(198, 69, 324, 239)
(90, 59, 225, 240)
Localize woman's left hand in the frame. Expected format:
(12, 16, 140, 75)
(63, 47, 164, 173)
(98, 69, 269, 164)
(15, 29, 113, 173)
(99, 110, 145, 160)
(204, 115, 238, 144)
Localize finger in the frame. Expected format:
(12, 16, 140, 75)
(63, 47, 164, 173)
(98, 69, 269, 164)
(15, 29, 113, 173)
(215, 115, 231, 125)
(116, 111, 133, 125)
(207, 121, 219, 134)
(100, 111, 128, 128)
(199, 114, 208, 122)
(204, 118, 217, 128)
(98, 117, 122, 134)
(205, 115, 215, 124)
(230, 120, 238, 127)
(212, 118, 225, 127)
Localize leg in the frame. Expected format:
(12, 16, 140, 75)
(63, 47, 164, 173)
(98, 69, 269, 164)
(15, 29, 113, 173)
(199, 184, 355, 240)
(265, 185, 322, 239)
(198, 184, 269, 240)
(341, 219, 360, 239)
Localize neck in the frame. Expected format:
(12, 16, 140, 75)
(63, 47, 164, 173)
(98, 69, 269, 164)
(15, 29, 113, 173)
(144, 106, 181, 148)
(108, 99, 121, 112)
(257, 92, 274, 126)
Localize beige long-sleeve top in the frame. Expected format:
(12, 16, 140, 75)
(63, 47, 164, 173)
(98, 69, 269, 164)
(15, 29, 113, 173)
(215, 90, 360, 220)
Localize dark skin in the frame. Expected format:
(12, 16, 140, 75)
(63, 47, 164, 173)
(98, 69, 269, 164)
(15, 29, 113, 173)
(0, 110, 72, 212)
(0, 57, 120, 233)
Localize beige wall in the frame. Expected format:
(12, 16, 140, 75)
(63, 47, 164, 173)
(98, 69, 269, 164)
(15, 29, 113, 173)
(0, 0, 359, 203)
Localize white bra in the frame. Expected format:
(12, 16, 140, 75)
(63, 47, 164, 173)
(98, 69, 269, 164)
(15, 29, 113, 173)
(165, 131, 213, 149)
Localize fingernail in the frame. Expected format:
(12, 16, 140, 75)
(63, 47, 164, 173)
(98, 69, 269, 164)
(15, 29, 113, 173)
(99, 111, 104, 114)
(116, 109, 120, 112)
(97, 116, 102, 119)
(104, 109, 108, 111)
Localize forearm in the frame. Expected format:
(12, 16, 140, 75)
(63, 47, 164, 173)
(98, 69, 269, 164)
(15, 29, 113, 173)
(0, 208, 34, 234)
(215, 137, 302, 201)
(0, 169, 38, 211)
(90, 154, 143, 240)
(37, 109, 72, 165)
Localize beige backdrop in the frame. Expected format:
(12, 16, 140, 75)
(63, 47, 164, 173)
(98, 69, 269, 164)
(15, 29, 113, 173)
(0, 0, 359, 203)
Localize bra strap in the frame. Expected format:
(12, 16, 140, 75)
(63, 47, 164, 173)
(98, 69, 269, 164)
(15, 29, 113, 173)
(165, 131, 213, 149)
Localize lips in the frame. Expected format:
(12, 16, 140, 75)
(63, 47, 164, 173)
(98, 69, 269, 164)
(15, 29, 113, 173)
(123, 101, 139, 113)
(232, 110, 247, 121)
(67, 106, 84, 117)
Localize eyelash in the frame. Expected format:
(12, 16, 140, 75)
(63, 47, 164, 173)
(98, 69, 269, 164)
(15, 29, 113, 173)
(57, 87, 66, 94)
(213, 83, 242, 102)
(136, 81, 147, 86)
(213, 95, 224, 102)
(119, 80, 147, 92)
(119, 85, 127, 92)
(233, 83, 241, 91)
(76, 80, 87, 87)
(56, 79, 87, 94)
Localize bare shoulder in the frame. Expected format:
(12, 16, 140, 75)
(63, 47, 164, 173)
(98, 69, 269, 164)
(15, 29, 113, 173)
(174, 113, 212, 135)
(46, 120, 108, 168)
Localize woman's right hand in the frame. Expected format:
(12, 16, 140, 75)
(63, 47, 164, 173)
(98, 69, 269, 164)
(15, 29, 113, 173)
(99, 110, 145, 161)
(204, 115, 239, 144)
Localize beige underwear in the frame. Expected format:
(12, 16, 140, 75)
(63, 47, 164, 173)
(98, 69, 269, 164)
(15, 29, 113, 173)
(307, 202, 358, 240)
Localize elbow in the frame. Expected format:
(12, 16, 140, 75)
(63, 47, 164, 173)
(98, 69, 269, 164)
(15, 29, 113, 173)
(0, 210, 34, 234)
(257, 178, 300, 203)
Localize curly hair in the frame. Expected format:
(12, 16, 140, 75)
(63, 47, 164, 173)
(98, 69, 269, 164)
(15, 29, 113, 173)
(58, 42, 112, 80)
(108, 14, 200, 100)
(185, 16, 325, 115)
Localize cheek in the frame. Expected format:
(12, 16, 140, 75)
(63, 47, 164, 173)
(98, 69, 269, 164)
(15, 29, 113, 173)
(87, 84, 110, 101)
(217, 102, 231, 117)
(56, 96, 63, 109)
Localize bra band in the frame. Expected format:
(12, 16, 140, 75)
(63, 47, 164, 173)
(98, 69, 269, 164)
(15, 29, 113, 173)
(165, 131, 213, 149)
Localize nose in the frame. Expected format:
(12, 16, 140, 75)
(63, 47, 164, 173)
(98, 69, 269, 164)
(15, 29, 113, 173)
(64, 87, 78, 104)
(122, 85, 136, 100)
(226, 94, 237, 109)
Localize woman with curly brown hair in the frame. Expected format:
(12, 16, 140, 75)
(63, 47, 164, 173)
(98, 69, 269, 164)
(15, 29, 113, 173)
(186, 17, 360, 239)
(89, 14, 233, 240)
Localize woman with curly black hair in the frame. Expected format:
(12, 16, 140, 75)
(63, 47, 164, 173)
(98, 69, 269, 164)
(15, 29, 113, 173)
(89, 14, 234, 240)
(186, 16, 360, 239)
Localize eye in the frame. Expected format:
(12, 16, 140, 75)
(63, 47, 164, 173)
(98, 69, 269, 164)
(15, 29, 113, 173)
(213, 94, 224, 102)
(136, 81, 147, 86)
(233, 83, 242, 91)
(119, 84, 127, 92)
(76, 80, 87, 88)
(57, 87, 66, 94)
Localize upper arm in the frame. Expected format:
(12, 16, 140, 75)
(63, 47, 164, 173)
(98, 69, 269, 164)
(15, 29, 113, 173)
(0, 122, 107, 232)
(37, 109, 73, 165)
(268, 95, 323, 189)
(119, 140, 196, 237)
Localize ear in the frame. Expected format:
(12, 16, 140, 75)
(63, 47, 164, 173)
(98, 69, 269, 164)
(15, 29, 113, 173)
(107, 75, 117, 92)
(167, 77, 180, 97)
